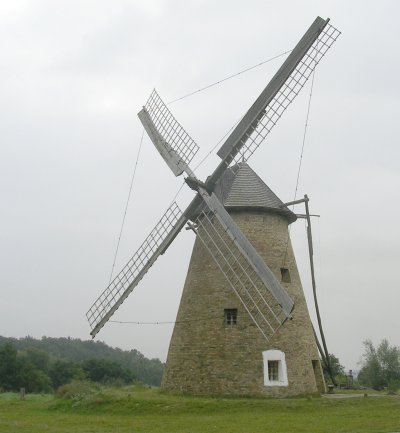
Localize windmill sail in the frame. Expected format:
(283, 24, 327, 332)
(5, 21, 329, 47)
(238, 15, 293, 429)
(209, 17, 340, 186)
(138, 90, 199, 177)
(87, 16, 340, 340)
(87, 202, 187, 337)
(193, 188, 294, 340)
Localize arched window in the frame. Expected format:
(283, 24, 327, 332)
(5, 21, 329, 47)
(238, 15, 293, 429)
(262, 349, 288, 387)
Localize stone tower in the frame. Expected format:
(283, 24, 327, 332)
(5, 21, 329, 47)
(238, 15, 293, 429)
(162, 163, 325, 396)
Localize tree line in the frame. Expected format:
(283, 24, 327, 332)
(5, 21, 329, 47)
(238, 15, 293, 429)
(323, 339, 400, 392)
(0, 336, 164, 393)
(1, 336, 399, 394)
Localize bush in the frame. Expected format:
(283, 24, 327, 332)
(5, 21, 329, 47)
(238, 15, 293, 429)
(56, 380, 99, 400)
(387, 380, 400, 394)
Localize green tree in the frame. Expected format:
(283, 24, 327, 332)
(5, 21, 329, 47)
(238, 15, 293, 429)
(322, 353, 346, 384)
(82, 359, 134, 384)
(0, 343, 19, 391)
(49, 360, 83, 389)
(23, 348, 50, 373)
(358, 339, 400, 390)
(17, 358, 52, 393)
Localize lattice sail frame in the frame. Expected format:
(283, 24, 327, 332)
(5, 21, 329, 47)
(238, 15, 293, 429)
(86, 202, 183, 335)
(226, 23, 341, 166)
(193, 203, 289, 341)
(144, 89, 199, 167)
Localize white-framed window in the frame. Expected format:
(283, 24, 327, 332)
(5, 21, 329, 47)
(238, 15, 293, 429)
(262, 349, 288, 387)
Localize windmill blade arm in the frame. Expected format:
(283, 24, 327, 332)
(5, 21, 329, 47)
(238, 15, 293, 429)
(87, 202, 187, 338)
(208, 17, 340, 187)
(194, 188, 294, 340)
(200, 188, 294, 315)
(138, 90, 199, 177)
(138, 108, 188, 176)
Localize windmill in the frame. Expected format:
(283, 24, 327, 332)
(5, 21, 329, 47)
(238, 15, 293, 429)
(87, 16, 340, 396)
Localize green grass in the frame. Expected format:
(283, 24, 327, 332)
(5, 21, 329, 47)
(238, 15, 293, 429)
(0, 386, 399, 433)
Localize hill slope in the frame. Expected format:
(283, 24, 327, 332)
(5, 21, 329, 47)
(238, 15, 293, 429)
(0, 336, 164, 386)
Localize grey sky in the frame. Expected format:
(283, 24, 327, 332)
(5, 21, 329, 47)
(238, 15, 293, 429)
(1, 0, 399, 371)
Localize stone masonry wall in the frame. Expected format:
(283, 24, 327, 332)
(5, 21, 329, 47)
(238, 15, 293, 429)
(162, 209, 326, 396)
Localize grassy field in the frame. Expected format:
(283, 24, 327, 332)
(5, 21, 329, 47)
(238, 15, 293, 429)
(0, 385, 399, 433)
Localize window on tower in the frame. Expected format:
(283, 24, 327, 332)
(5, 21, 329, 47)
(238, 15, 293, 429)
(280, 267, 291, 283)
(224, 308, 237, 325)
(268, 360, 279, 381)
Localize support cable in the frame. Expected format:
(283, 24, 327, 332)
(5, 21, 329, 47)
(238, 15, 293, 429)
(108, 128, 145, 283)
(110, 318, 214, 325)
(110, 315, 253, 327)
(281, 67, 316, 268)
(293, 68, 316, 203)
(167, 50, 292, 105)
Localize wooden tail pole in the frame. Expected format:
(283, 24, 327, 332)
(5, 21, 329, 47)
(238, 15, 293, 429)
(312, 323, 328, 367)
(304, 194, 337, 387)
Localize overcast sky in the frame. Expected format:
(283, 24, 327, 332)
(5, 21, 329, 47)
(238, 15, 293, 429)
(1, 0, 399, 371)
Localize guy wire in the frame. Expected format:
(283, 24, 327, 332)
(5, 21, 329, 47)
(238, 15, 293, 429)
(282, 67, 316, 267)
(167, 50, 291, 105)
(108, 128, 145, 283)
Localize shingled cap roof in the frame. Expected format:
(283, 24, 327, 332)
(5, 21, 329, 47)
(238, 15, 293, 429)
(213, 162, 296, 223)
